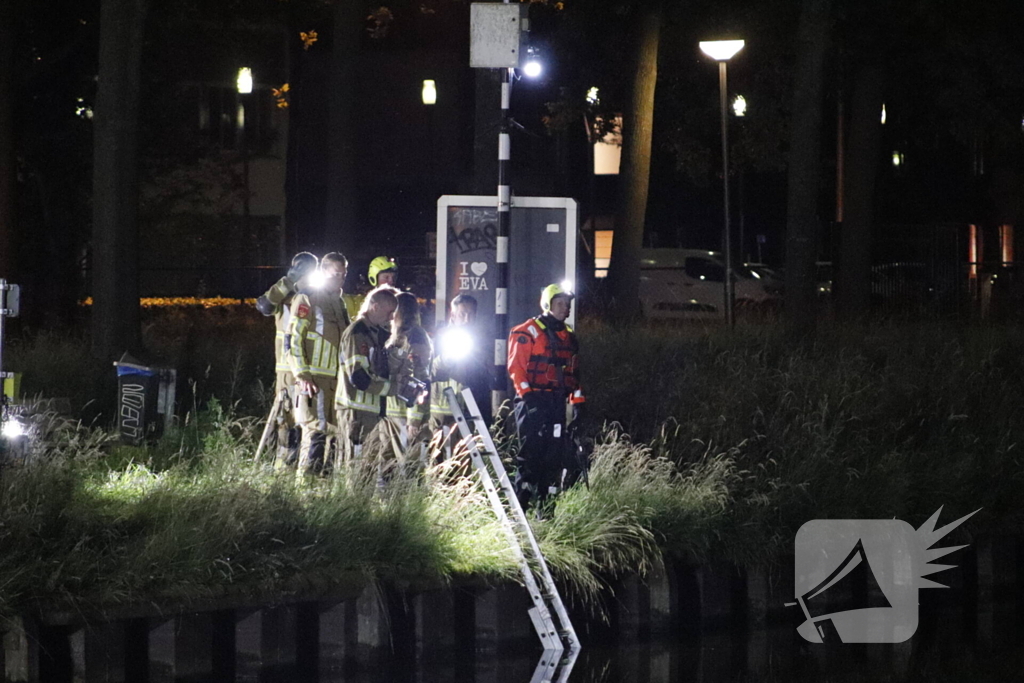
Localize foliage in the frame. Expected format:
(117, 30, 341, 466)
(583, 318, 1024, 559)
(3, 316, 1023, 618)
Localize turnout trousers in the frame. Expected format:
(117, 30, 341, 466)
(295, 376, 338, 475)
(274, 370, 299, 468)
(337, 407, 384, 465)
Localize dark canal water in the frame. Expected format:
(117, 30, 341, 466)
(240, 603, 1024, 682)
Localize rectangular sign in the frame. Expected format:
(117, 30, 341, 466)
(436, 196, 577, 334)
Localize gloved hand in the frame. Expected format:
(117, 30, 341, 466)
(571, 402, 586, 425)
(255, 294, 275, 316)
(520, 393, 544, 413)
(287, 259, 316, 285)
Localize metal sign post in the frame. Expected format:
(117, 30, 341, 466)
(0, 279, 21, 386)
(1, 280, 22, 451)
(469, 2, 530, 414)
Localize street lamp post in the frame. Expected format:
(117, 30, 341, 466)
(236, 67, 253, 297)
(422, 79, 437, 174)
(699, 40, 744, 328)
(237, 67, 253, 235)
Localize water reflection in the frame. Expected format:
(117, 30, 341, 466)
(250, 604, 1022, 682)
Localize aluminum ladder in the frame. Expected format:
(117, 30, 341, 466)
(444, 387, 580, 664)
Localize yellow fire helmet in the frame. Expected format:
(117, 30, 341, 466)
(367, 255, 397, 286)
(540, 282, 574, 311)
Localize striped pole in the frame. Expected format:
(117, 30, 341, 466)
(493, 66, 511, 414)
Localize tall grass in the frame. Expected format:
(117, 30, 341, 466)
(3, 314, 1023, 617)
(584, 319, 1024, 560)
(0, 397, 739, 618)
(0, 407, 518, 618)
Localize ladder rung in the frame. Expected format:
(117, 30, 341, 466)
(445, 386, 578, 654)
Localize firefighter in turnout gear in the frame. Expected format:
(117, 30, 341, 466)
(336, 285, 401, 463)
(287, 253, 351, 475)
(507, 283, 585, 509)
(383, 292, 432, 463)
(431, 294, 492, 430)
(255, 251, 318, 466)
(344, 255, 398, 320)
(386, 293, 432, 432)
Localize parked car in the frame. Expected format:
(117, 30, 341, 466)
(743, 262, 785, 293)
(638, 249, 781, 319)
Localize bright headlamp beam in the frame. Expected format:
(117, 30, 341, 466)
(2, 419, 24, 439)
(441, 328, 473, 361)
(699, 40, 745, 61)
(308, 269, 327, 289)
(523, 59, 542, 78)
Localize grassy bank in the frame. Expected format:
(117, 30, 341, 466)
(1, 314, 1020, 616)
(0, 402, 720, 618)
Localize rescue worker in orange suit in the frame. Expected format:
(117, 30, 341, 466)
(255, 251, 318, 467)
(288, 252, 351, 475)
(507, 283, 585, 509)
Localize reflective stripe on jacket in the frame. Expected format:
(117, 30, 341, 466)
(430, 377, 458, 417)
(287, 290, 351, 379)
(507, 315, 584, 404)
(337, 318, 393, 414)
(262, 276, 298, 373)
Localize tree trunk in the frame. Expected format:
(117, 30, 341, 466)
(607, 3, 661, 320)
(836, 61, 884, 318)
(92, 0, 148, 359)
(0, 0, 14, 280)
(783, 0, 832, 339)
(326, 0, 364, 255)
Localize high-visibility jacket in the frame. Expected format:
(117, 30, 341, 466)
(386, 326, 432, 423)
(287, 290, 351, 381)
(337, 317, 395, 415)
(507, 314, 585, 404)
(260, 276, 300, 373)
(343, 292, 365, 320)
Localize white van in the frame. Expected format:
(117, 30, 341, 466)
(638, 249, 782, 319)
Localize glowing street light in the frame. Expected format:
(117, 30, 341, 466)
(422, 79, 437, 105)
(523, 47, 542, 78)
(236, 67, 253, 239)
(732, 95, 747, 117)
(699, 39, 744, 328)
(236, 67, 253, 94)
(699, 40, 745, 61)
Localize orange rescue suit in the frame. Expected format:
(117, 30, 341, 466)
(507, 316, 585, 404)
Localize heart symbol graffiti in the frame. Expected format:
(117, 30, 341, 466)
(471, 262, 488, 277)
